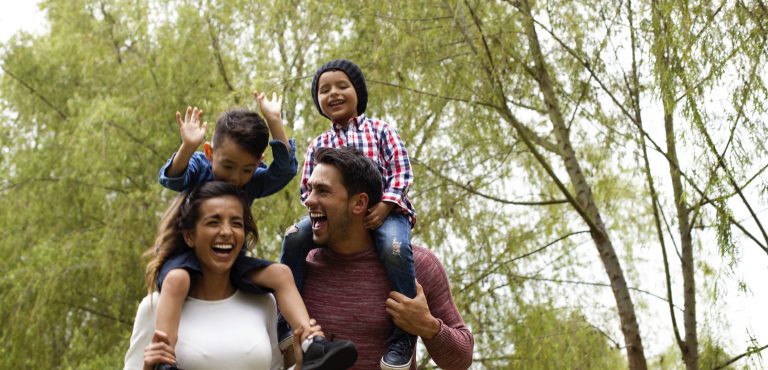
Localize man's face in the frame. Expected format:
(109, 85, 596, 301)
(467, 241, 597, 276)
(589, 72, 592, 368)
(304, 163, 353, 246)
(209, 137, 261, 188)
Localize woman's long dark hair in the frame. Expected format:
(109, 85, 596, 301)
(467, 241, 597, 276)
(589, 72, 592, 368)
(143, 181, 258, 293)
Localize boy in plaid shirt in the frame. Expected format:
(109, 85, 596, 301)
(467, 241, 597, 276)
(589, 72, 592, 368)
(280, 59, 418, 370)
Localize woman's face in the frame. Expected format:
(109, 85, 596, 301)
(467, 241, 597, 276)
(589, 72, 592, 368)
(184, 195, 245, 276)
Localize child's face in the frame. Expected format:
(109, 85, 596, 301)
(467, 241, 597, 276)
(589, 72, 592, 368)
(208, 137, 261, 188)
(317, 70, 358, 125)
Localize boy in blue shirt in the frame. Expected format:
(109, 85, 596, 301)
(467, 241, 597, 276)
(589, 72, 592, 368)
(153, 91, 357, 370)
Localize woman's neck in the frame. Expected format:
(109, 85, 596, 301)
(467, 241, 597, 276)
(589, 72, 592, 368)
(188, 273, 235, 300)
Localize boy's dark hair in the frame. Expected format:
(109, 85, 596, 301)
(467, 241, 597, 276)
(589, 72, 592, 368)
(314, 147, 382, 205)
(212, 109, 269, 159)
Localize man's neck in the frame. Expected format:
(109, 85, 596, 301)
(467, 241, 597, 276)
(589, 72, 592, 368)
(329, 224, 374, 255)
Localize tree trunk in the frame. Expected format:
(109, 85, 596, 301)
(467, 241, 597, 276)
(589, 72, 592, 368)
(651, 1, 699, 368)
(519, 1, 648, 368)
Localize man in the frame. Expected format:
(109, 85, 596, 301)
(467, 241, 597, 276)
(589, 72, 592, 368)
(290, 146, 474, 370)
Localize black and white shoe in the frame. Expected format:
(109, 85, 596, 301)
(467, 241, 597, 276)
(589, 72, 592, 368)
(302, 336, 358, 370)
(380, 335, 414, 370)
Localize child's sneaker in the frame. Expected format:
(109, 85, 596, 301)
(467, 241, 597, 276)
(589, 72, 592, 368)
(380, 333, 415, 370)
(302, 336, 358, 370)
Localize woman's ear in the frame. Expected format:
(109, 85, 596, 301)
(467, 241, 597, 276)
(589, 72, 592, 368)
(182, 230, 194, 248)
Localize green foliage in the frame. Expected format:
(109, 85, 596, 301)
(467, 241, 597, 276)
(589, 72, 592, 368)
(2, 0, 766, 368)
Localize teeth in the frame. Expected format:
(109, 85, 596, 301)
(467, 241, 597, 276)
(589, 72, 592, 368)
(213, 244, 233, 250)
(310, 212, 326, 218)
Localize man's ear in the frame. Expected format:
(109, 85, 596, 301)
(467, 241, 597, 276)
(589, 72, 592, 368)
(203, 142, 213, 161)
(182, 230, 194, 248)
(350, 192, 370, 215)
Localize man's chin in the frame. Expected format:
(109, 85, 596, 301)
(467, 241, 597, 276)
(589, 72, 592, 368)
(311, 233, 327, 245)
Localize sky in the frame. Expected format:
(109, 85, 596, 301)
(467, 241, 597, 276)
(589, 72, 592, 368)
(0, 1, 46, 42)
(0, 0, 766, 366)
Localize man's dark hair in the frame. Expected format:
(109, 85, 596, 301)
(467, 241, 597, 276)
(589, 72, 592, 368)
(314, 147, 382, 205)
(212, 109, 269, 159)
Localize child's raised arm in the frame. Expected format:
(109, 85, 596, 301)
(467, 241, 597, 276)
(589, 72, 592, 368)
(165, 106, 208, 178)
(254, 91, 290, 150)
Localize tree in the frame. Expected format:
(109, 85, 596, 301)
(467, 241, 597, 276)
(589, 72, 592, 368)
(2, 1, 767, 369)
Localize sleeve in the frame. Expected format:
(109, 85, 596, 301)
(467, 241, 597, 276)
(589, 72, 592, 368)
(378, 123, 413, 210)
(416, 249, 474, 370)
(266, 294, 283, 370)
(158, 152, 211, 192)
(298, 140, 317, 203)
(243, 139, 299, 201)
(124, 295, 157, 370)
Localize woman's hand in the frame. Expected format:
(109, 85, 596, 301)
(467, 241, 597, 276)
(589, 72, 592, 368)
(143, 330, 177, 370)
(291, 319, 324, 370)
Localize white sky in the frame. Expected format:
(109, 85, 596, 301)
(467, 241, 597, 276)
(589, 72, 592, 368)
(0, 0, 766, 367)
(0, 1, 45, 42)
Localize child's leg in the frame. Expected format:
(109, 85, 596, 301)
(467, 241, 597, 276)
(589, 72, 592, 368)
(153, 251, 202, 353)
(374, 213, 417, 370)
(279, 216, 318, 292)
(248, 262, 358, 370)
(373, 213, 416, 299)
(248, 263, 313, 341)
(155, 269, 191, 348)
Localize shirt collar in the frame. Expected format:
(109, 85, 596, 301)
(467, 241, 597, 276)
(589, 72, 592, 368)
(332, 114, 365, 131)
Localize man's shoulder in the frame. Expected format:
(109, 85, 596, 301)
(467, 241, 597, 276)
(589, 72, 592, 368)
(413, 245, 444, 271)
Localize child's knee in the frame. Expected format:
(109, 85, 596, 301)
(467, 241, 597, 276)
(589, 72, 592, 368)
(380, 239, 412, 267)
(162, 269, 192, 295)
(268, 263, 294, 283)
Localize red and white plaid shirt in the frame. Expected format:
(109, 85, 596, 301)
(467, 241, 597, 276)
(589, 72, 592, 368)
(300, 115, 416, 226)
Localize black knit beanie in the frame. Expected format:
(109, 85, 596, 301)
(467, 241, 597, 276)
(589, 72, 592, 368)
(311, 59, 368, 119)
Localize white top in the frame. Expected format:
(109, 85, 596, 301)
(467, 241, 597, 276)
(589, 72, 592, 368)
(124, 291, 281, 370)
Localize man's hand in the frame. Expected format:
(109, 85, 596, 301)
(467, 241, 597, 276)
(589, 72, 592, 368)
(385, 281, 441, 340)
(364, 202, 394, 230)
(254, 91, 282, 123)
(176, 106, 207, 149)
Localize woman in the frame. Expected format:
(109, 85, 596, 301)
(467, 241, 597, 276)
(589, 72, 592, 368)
(124, 181, 317, 370)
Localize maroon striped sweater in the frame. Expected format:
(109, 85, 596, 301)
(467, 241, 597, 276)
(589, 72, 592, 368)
(302, 245, 474, 370)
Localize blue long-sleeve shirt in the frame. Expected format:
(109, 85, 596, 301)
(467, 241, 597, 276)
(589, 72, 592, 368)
(159, 139, 298, 205)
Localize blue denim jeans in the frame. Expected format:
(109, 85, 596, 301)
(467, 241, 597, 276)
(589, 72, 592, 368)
(280, 213, 415, 298)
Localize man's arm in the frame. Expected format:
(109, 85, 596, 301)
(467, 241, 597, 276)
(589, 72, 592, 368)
(385, 247, 474, 370)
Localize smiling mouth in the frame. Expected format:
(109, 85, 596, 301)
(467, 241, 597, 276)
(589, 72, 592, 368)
(212, 243, 234, 256)
(310, 212, 328, 230)
(328, 99, 344, 107)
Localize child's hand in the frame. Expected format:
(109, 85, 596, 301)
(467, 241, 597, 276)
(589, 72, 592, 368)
(254, 90, 283, 122)
(176, 106, 207, 148)
(364, 202, 395, 230)
(292, 319, 324, 370)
